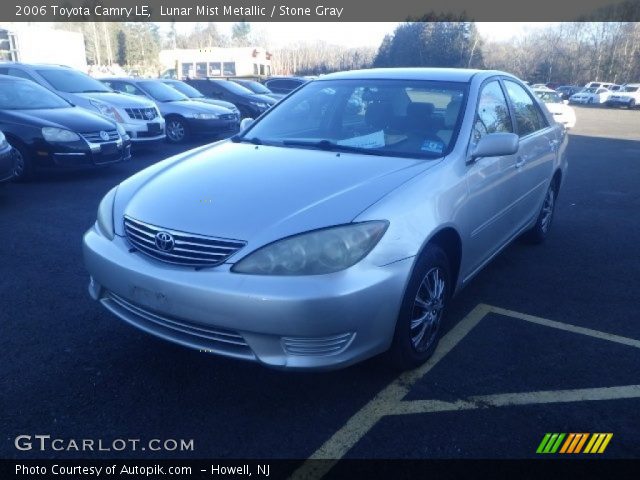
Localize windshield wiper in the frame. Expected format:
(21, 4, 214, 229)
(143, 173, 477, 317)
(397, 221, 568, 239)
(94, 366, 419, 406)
(230, 136, 262, 145)
(81, 89, 109, 93)
(281, 139, 386, 156)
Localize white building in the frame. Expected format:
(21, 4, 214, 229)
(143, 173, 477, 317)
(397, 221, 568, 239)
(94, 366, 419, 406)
(0, 25, 87, 71)
(159, 47, 273, 79)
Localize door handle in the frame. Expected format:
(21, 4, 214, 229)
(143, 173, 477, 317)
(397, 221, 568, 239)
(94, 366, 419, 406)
(549, 139, 560, 150)
(515, 156, 525, 169)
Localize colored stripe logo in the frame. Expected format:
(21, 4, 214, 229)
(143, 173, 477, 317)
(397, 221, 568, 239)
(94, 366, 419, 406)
(537, 433, 613, 454)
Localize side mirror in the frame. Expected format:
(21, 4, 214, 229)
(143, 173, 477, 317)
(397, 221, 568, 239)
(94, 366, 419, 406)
(240, 118, 254, 131)
(470, 133, 519, 162)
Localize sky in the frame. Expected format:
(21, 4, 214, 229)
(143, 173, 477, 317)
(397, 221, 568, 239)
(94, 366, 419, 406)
(162, 22, 556, 49)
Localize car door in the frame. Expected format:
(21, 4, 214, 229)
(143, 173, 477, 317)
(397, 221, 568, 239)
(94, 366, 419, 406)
(502, 79, 556, 228)
(463, 79, 523, 277)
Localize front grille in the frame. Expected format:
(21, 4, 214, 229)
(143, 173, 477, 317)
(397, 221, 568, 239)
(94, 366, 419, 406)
(123, 216, 246, 268)
(282, 333, 354, 356)
(219, 113, 237, 121)
(81, 130, 119, 143)
(103, 291, 255, 359)
(124, 107, 158, 121)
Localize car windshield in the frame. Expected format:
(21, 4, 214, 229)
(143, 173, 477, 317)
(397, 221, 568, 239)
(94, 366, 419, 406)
(0, 79, 70, 109)
(166, 81, 204, 98)
(240, 81, 271, 94)
(217, 80, 254, 95)
(535, 91, 562, 103)
(36, 69, 112, 93)
(584, 88, 597, 93)
(242, 79, 468, 159)
(139, 81, 188, 102)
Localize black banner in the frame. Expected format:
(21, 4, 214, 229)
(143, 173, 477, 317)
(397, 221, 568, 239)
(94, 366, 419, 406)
(3, 459, 640, 480)
(3, 0, 640, 22)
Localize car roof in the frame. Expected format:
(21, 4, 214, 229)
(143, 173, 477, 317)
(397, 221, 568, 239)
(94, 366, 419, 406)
(0, 74, 29, 82)
(318, 68, 509, 82)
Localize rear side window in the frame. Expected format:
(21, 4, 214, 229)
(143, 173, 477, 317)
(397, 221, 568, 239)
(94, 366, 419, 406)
(473, 80, 513, 143)
(503, 80, 547, 136)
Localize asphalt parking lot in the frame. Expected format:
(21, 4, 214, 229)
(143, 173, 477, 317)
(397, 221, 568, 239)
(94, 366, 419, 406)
(1, 106, 639, 468)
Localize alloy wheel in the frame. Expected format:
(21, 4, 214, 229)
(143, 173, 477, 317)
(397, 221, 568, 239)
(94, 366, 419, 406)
(167, 120, 185, 142)
(540, 186, 555, 233)
(410, 267, 446, 352)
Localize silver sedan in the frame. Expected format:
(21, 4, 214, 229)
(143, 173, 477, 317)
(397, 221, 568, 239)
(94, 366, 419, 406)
(83, 68, 568, 370)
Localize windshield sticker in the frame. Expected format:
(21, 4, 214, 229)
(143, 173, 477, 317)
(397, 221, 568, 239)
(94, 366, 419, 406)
(421, 139, 445, 154)
(337, 130, 385, 149)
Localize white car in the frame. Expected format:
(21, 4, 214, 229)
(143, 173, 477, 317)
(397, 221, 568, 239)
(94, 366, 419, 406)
(569, 87, 611, 105)
(605, 83, 640, 109)
(533, 88, 576, 129)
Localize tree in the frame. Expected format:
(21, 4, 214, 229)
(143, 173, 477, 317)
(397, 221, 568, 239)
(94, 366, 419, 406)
(231, 22, 251, 47)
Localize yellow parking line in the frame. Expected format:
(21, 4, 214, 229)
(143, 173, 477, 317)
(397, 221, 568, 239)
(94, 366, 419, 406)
(291, 304, 640, 479)
(489, 306, 640, 350)
(389, 385, 640, 415)
(290, 304, 491, 479)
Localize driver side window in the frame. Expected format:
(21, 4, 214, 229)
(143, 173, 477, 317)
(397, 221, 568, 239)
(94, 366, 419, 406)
(473, 80, 513, 144)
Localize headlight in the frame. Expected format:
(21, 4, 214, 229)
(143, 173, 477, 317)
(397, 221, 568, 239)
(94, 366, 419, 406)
(115, 123, 127, 137)
(232, 221, 388, 276)
(0, 131, 7, 148)
(185, 112, 219, 120)
(89, 100, 124, 123)
(41, 127, 80, 142)
(96, 186, 118, 240)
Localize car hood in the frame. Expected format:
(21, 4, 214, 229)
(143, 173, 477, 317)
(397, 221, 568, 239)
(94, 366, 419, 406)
(162, 100, 231, 114)
(3, 107, 116, 131)
(115, 142, 437, 250)
(191, 97, 238, 110)
(244, 94, 277, 105)
(74, 91, 156, 108)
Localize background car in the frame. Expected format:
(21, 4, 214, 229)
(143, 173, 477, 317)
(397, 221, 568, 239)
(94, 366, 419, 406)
(185, 78, 276, 118)
(231, 79, 284, 101)
(556, 85, 582, 100)
(569, 87, 611, 104)
(0, 76, 130, 181)
(0, 63, 165, 145)
(533, 88, 576, 128)
(262, 76, 308, 94)
(101, 78, 239, 144)
(160, 79, 241, 118)
(83, 68, 567, 371)
(0, 130, 15, 183)
(605, 83, 640, 108)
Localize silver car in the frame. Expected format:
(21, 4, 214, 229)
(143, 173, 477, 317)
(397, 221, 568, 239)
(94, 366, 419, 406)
(83, 68, 568, 370)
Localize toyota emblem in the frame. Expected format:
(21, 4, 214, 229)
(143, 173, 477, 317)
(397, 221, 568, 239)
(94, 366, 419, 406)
(99, 130, 110, 141)
(154, 231, 175, 252)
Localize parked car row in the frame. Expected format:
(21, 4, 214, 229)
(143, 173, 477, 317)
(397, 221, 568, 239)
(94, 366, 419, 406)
(0, 63, 308, 181)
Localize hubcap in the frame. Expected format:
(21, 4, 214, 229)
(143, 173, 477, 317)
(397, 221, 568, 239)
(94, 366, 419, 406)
(540, 186, 555, 233)
(12, 150, 24, 178)
(411, 267, 446, 352)
(167, 121, 185, 141)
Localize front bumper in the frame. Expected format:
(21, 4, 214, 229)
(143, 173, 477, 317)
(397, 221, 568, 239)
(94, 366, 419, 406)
(121, 119, 166, 143)
(83, 226, 413, 370)
(34, 139, 132, 168)
(0, 144, 15, 182)
(185, 118, 240, 137)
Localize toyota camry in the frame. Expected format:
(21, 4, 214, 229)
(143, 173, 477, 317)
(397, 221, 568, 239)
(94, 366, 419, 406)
(83, 68, 568, 370)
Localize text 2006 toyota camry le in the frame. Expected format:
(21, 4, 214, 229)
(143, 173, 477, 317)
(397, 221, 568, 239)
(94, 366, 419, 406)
(83, 69, 568, 370)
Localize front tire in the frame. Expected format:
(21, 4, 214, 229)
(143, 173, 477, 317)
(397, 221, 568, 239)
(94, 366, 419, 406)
(10, 141, 34, 182)
(389, 245, 450, 370)
(165, 117, 189, 143)
(523, 178, 558, 244)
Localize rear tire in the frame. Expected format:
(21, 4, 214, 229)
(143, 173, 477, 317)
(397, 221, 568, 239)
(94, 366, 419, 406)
(523, 178, 558, 244)
(389, 245, 450, 371)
